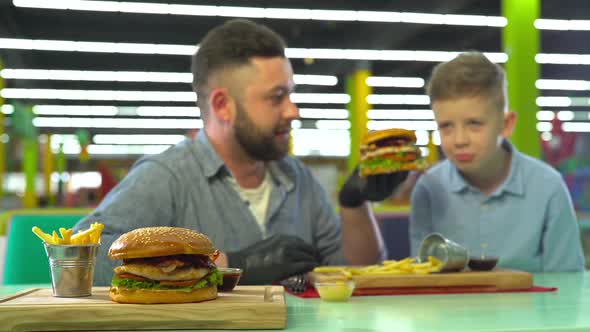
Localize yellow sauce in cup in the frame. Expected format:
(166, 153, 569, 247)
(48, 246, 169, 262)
(315, 280, 355, 302)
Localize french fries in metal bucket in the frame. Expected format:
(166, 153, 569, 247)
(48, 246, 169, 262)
(32, 222, 104, 297)
(32, 222, 104, 245)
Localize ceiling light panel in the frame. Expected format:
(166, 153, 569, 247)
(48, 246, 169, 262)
(13, 0, 507, 27)
(0, 38, 508, 63)
(0, 69, 336, 86)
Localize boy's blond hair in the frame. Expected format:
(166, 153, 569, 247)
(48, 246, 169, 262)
(426, 51, 507, 113)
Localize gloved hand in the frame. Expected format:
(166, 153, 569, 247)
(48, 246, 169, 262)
(226, 234, 320, 285)
(338, 167, 409, 208)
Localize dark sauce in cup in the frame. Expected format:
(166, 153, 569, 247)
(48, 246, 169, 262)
(218, 268, 242, 292)
(468, 256, 499, 271)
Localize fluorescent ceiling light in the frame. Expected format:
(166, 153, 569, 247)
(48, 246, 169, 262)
(413, 130, 441, 146)
(1, 68, 192, 82)
(535, 19, 590, 31)
(93, 134, 186, 145)
(33, 105, 118, 116)
(33, 117, 203, 129)
(557, 111, 575, 121)
(287, 48, 507, 63)
(541, 132, 553, 141)
(367, 94, 430, 105)
(1, 88, 196, 102)
(136, 106, 200, 117)
(0, 38, 508, 63)
(367, 120, 438, 131)
(294, 75, 337, 86)
(536, 111, 555, 121)
(562, 122, 590, 132)
(536, 53, 590, 65)
(50, 134, 77, 145)
(291, 129, 350, 157)
(536, 122, 553, 132)
(315, 120, 351, 130)
(1, 105, 14, 114)
(366, 76, 424, 88)
(291, 93, 351, 104)
(19, 104, 200, 117)
(536, 97, 590, 107)
(536, 79, 590, 90)
(0, 37, 195, 55)
(536, 97, 572, 107)
(0, 68, 336, 86)
(368, 109, 434, 119)
(87, 144, 171, 155)
(298, 108, 348, 119)
(13, 0, 507, 27)
(414, 130, 428, 145)
(2, 88, 348, 104)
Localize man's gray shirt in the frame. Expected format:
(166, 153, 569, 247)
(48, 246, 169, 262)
(75, 131, 345, 285)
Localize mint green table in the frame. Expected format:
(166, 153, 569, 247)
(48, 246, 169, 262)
(0, 273, 587, 332)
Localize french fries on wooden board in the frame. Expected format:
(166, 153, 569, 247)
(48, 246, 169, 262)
(313, 256, 443, 278)
(32, 222, 104, 245)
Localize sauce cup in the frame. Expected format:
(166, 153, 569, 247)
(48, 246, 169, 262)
(314, 280, 355, 302)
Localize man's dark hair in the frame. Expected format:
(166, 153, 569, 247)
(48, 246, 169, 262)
(192, 19, 286, 121)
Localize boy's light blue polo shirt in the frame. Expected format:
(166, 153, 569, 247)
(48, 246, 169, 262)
(410, 141, 585, 272)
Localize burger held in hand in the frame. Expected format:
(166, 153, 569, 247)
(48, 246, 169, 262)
(359, 128, 429, 177)
(108, 227, 222, 304)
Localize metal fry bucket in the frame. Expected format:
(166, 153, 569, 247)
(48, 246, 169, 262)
(418, 233, 468, 272)
(44, 243, 100, 297)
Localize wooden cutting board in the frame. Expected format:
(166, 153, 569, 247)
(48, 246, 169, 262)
(311, 269, 533, 291)
(0, 286, 286, 331)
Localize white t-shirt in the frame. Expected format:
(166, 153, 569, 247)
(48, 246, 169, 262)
(227, 170, 273, 237)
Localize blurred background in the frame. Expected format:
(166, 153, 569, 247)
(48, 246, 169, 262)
(1, 0, 590, 263)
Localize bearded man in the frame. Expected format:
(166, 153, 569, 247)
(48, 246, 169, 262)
(75, 19, 407, 286)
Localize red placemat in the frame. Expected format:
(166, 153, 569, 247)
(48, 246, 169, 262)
(286, 284, 557, 298)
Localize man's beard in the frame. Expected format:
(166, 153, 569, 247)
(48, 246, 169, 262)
(233, 102, 290, 161)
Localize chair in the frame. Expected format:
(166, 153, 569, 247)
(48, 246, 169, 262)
(3, 215, 83, 284)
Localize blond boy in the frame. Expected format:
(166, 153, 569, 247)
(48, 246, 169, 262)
(410, 52, 584, 272)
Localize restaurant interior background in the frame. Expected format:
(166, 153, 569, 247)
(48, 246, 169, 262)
(1, 0, 590, 267)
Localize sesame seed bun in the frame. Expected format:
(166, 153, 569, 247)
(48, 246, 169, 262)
(361, 128, 416, 146)
(109, 285, 218, 304)
(108, 227, 216, 260)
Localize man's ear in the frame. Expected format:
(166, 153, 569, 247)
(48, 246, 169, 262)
(502, 111, 517, 138)
(209, 87, 233, 123)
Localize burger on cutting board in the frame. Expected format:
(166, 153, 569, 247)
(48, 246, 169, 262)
(359, 128, 429, 177)
(108, 227, 223, 304)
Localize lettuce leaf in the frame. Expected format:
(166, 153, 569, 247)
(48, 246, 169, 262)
(360, 156, 429, 172)
(361, 157, 403, 170)
(111, 268, 223, 293)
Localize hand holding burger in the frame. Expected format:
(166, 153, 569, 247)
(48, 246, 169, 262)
(108, 227, 222, 304)
(339, 128, 428, 208)
(359, 128, 428, 176)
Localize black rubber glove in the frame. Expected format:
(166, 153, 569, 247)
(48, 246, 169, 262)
(338, 167, 409, 208)
(226, 234, 320, 285)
